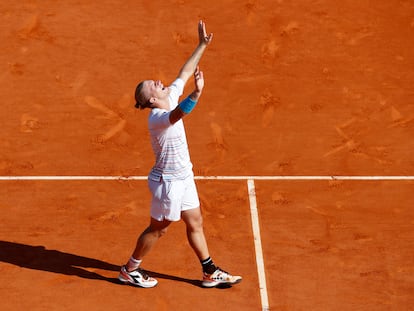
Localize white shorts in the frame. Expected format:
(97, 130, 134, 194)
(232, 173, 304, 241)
(148, 175, 200, 221)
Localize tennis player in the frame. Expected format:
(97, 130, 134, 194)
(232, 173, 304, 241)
(118, 20, 242, 288)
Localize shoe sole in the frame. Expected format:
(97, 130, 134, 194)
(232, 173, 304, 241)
(118, 274, 158, 288)
(202, 278, 242, 288)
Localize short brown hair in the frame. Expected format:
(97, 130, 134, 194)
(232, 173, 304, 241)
(134, 81, 149, 109)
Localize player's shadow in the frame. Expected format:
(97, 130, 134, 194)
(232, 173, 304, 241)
(0, 240, 120, 283)
(0, 240, 201, 287)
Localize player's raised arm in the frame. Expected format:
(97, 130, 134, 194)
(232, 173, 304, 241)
(169, 66, 204, 124)
(177, 20, 213, 84)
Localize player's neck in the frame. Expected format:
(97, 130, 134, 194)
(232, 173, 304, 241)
(151, 98, 170, 110)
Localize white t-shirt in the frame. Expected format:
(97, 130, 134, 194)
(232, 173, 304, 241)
(148, 78, 193, 181)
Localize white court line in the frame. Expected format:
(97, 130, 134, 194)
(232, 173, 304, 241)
(0, 175, 414, 181)
(197, 176, 414, 180)
(247, 179, 269, 311)
(0, 176, 147, 181)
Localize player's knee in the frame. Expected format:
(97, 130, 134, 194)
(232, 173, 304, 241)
(158, 227, 168, 237)
(147, 222, 170, 238)
(196, 214, 204, 228)
(188, 214, 204, 232)
(149, 226, 168, 238)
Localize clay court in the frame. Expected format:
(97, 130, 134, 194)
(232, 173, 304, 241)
(1, 1, 413, 310)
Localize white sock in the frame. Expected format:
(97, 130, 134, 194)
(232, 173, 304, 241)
(126, 256, 142, 271)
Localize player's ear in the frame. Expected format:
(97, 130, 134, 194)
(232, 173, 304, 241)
(147, 97, 158, 108)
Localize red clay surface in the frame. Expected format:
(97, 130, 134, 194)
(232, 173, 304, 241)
(1, 1, 413, 310)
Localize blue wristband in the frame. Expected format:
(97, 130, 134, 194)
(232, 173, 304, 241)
(179, 96, 197, 114)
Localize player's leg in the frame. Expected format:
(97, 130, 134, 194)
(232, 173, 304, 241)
(119, 217, 171, 288)
(132, 217, 172, 260)
(181, 207, 242, 287)
(181, 177, 242, 288)
(181, 207, 210, 260)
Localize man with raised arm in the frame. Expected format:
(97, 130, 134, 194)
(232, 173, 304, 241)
(119, 20, 242, 288)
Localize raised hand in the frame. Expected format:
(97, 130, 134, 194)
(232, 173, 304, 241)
(198, 20, 213, 46)
(177, 21, 212, 84)
(194, 66, 204, 94)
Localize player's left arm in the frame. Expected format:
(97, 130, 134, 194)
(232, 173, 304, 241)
(169, 66, 204, 124)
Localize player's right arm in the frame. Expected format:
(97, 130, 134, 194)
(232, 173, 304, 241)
(176, 20, 213, 84)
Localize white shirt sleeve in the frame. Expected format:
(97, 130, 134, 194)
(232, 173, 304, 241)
(168, 78, 185, 110)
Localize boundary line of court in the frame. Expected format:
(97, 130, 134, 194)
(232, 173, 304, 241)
(0, 175, 413, 181)
(247, 179, 269, 311)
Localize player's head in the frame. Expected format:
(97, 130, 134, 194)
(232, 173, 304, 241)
(135, 80, 169, 109)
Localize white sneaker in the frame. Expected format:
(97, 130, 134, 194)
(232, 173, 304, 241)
(202, 267, 242, 288)
(118, 265, 158, 288)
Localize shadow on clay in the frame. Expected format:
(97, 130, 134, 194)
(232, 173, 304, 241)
(0, 240, 210, 288)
